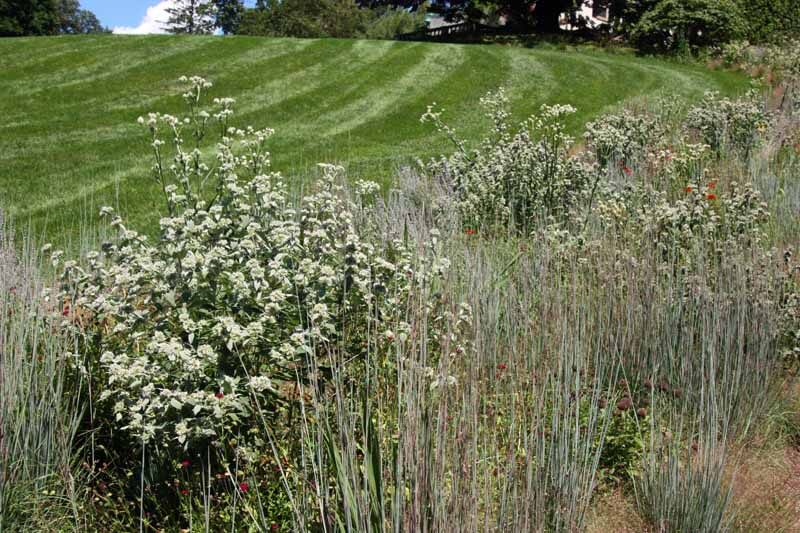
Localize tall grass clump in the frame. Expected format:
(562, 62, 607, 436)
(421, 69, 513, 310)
(636, 408, 733, 533)
(0, 212, 83, 531)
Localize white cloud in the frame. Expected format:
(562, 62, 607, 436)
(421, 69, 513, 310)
(113, 1, 174, 35)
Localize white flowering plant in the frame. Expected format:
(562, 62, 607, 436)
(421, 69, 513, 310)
(684, 91, 769, 159)
(595, 179, 769, 268)
(644, 139, 711, 192)
(779, 251, 800, 365)
(58, 77, 463, 454)
(421, 88, 596, 233)
(585, 109, 663, 167)
(717, 39, 800, 114)
(715, 40, 755, 68)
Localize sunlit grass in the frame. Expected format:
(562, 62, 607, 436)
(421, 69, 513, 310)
(0, 34, 747, 244)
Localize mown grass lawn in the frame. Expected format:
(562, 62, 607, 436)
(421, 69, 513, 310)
(0, 34, 746, 242)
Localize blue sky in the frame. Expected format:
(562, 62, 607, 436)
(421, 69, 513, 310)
(81, 1, 256, 33)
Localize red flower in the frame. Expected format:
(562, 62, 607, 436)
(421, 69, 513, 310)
(616, 397, 633, 411)
(180, 489, 189, 495)
(685, 186, 693, 193)
(465, 228, 477, 236)
(496, 363, 507, 371)
(239, 482, 249, 493)
(271, 524, 279, 531)
(706, 193, 717, 201)
(181, 459, 190, 468)
(215, 392, 224, 399)
(708, 181, 717, 189)
(623, 166, 633, 176)
(62, 305, 70, 317)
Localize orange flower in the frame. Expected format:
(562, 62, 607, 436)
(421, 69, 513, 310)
(685, 186, 693, 193)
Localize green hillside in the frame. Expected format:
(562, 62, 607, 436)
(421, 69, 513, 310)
(0, 35, 746, 240)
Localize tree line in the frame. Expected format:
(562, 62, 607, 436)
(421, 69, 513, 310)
(0, 0, 106, 36)
(166, 0, 800, 50)
(3, 0, 797, 52)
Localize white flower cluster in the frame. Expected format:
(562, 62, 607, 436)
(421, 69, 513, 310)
(645, 140, 711, 186)
(422, 89, 595, 232)
(780, 259, 800, 363)
(597, 181, 769, 264)
(715, 40, 755, 68)
(585, 109, 662, 167)
(60, 77, 465, 449)
(685, 91, 769, 158)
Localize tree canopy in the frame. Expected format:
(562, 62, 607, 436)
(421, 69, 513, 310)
(165, 0, 216, 35)
(0, 0, 105, 36)
(213, 0, 245, 35)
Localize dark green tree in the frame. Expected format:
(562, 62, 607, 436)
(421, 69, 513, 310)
(501, 0, 587, 33)
(73, 9, 105, 33)
(735, 0, 800, 42)
(436, 1, 587, 33)
(606, 0, 657, 33)
(239, 0, 372, 38)
(57, 0, 105, 33)
(238, 7, 273, 35)
(165, 0, 216, 34)
(630, 0, 744, 53)
(0, 0, 60, 36)
(213, 0, 244, 35)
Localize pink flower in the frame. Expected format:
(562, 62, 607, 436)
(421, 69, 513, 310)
(181, 459, 190, 468)
(239, 482, 249, 493)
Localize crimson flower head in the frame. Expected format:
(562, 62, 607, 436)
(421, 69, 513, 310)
(215, 391, 224, 399)
(62, 305, 70, 317)
(708, 181, 717, 189)
(180, 488, 189, 495)
(239, 482, 249, 493)
(706, 193, 717, 201)
(181, 459, 190, 468)
(623, 166, 632, 176)
(465, 228, 477, 236)
(271, 524, 279, 531)
(496, 363, 507, 371)
(616, 397, 633, 411)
